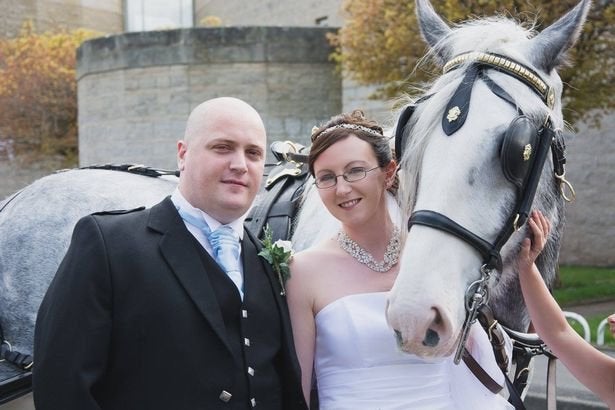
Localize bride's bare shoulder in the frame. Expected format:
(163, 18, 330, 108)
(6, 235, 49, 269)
(293, 237, 337, 262)
(290, 236, 342, 278)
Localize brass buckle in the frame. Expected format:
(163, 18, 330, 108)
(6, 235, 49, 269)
(513, 214, 521, 231)
(486, 319, 499, 343)
(554, 170, 576, 202)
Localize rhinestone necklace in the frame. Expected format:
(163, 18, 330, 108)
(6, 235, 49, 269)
(337, 227, 401, 273)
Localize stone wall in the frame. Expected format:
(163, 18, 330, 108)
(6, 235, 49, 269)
(194, 0, 392, 125)
(195, 0, 345, 27)
(0, 0, 122, 38)
(0, 159, 66, 201)
(77, 26, 342, 169)
(559, 113, 615, 266)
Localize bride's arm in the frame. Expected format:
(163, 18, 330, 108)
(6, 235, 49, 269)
(287, 252, 317, 406)
(519, 212, 615, 407)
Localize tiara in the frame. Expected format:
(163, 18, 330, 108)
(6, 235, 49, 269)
(312, 123, 383, 140)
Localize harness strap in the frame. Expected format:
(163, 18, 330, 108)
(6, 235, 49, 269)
(0, 350, 33, 371)
(81, 164, 179, 178)
(477, 306, 509, 372)
(512, 349, 532, 397)
(475, 306, 528, 409)
(546, 356, 557, 410)
(551, 135, 566, 177)
(505, 373, 527, 410)
(0, 189, 25, 213)
(394, 94, 433, 162)
(0, 337, 33, 371)
(461, 348, 503, 394)
(480, 73, 520, 113)
(408, 210, 502, 271)
(442, 64, 481, 136)
(245, 161, 309, 241)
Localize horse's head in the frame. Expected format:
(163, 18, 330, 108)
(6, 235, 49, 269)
(387, 0, 590, 358)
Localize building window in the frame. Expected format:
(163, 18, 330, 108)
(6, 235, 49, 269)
(125, 0, 193, 32)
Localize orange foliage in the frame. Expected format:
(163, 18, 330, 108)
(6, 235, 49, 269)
(0, 22, 99, 164)
(331, 0, 614, 125)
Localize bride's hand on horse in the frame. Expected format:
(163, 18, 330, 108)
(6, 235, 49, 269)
(518, 210, 550, 275)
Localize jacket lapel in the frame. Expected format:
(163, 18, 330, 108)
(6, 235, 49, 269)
(148, 198, 233, 354)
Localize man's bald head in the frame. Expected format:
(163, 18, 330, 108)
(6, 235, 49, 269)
(177, 97, 267, 222)
(183, 97, 265, 144)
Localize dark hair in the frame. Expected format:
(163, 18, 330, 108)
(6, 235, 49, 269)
(308, 110, 393, 176)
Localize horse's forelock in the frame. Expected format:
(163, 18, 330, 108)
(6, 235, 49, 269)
(436, 17, 537, 62)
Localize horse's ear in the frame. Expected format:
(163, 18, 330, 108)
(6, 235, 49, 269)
(415, 0, 452, 63)
(529, 0, 591, 73)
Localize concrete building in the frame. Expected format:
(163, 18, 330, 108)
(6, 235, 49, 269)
(77, 26, 342, 167)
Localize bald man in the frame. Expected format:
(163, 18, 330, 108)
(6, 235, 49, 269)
(34, 98, 308, 410)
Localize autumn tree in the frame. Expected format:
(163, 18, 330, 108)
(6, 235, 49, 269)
(0, 23, 99, 165)
(330, 0, 614, 125)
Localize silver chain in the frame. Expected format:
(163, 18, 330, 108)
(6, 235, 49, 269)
(453, 264, 492, 364)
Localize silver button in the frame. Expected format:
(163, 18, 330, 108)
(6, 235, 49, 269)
(248, 366, 255, 376)
(244, 337, 250, 346)
(242, 309, 248, 318)
(251, 398, 256, 407)
(219, 390, 232, 402)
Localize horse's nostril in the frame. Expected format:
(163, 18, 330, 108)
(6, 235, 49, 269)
(422, 328, 440, 347)
(433, 308, 442, 325)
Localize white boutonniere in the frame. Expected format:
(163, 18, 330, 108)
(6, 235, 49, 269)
(258, 225, 294, 296)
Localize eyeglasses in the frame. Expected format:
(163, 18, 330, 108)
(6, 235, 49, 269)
(314, 166, 380, 189)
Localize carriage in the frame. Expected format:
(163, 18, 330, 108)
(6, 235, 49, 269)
(0, 0, 591, 407)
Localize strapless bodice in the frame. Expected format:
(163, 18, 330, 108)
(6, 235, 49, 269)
(314, 292, 513, 410)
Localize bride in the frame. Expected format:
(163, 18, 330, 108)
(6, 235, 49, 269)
(287, 110, 515, 409)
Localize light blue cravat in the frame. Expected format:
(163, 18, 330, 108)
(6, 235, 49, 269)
(177, 208, 244, 300)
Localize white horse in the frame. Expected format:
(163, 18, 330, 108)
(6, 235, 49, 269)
(386, 0, 589, 359)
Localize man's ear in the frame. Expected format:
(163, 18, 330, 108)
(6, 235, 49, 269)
(177, 140, 187, 171)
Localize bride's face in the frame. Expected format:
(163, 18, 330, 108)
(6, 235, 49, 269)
(313, 135, 391, 227)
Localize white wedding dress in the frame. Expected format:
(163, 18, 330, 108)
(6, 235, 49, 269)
(314, 292, 513, 410)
